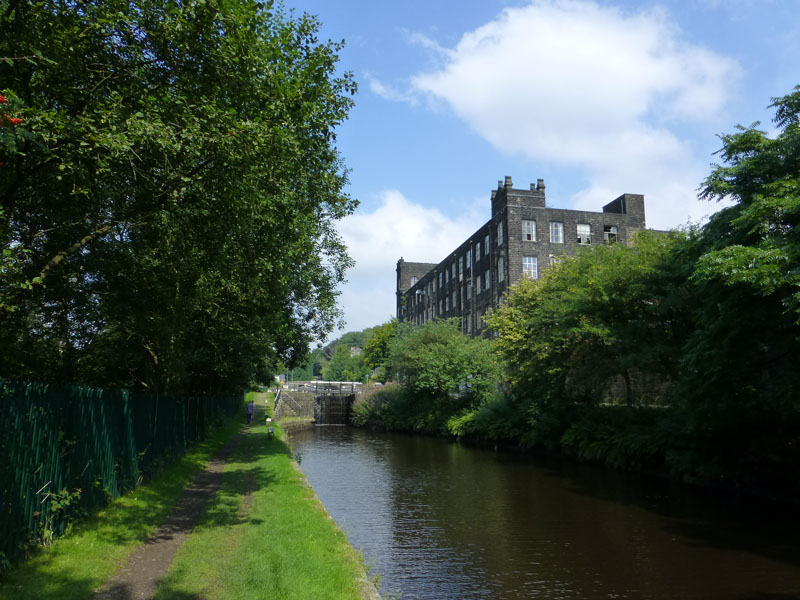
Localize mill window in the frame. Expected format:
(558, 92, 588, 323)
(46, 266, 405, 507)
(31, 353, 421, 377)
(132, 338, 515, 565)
(522, 220, 536, 242)
(550, 221, 564, 244)
(523, 256, 538, 279)
(577, 223, 591, 245)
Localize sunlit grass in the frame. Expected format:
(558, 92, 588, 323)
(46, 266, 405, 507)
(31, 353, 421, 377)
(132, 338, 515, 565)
(154, 396, 368, 600)
(0, 413, 245, 600)
(1, 393, 371, 600)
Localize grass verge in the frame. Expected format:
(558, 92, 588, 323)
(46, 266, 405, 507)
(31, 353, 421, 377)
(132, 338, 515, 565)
(0, 411, 245, 600)
(153, 393, 371, 600)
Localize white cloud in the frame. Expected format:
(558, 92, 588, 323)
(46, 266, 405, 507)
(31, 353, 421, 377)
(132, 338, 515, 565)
(374, 0, 742, 228)
(330, 190, 483, 336)
(367, 73, 418, 104)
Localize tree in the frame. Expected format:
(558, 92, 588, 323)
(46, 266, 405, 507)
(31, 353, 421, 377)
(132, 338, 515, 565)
(670, 87, 800, 485)
(388, 319, 498, 405)
(680, 86, 800, 407)
(362, 319, 396, 381)
(695, 86, 800, 318)
(351, 319, 499, 434)
(488, 230, 687, 409)
(0, 0, 357, 394)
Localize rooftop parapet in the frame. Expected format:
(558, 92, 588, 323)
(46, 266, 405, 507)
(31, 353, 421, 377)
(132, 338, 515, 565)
(492, 175, 546, 215)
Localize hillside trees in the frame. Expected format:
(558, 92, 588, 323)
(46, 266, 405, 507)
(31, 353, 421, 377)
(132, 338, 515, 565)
(321, 342, 369, 382)
(0, 0, 356, 394)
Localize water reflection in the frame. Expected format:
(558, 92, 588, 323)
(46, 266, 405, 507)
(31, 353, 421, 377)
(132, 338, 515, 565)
(290, 426, 800, 600)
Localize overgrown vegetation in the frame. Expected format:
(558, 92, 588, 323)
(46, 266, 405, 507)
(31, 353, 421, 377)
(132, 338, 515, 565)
(352, 319, 499, 435)
(357, 87, 800, 497)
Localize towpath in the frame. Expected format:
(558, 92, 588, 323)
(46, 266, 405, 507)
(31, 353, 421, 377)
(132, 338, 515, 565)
(93, 412, 251, 600)
(91, 399, 380, 600)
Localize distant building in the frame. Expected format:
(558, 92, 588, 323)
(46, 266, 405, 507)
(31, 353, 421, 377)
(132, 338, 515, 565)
(396, 176, 646, 336)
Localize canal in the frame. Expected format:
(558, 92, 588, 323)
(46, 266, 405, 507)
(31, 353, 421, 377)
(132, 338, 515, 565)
(290, 425, 800, 600)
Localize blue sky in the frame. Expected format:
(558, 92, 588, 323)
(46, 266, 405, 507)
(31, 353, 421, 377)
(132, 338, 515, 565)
(283, 0, 800, 339)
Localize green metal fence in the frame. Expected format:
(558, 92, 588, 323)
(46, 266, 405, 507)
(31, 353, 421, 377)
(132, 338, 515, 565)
(0, 379, 241, 566)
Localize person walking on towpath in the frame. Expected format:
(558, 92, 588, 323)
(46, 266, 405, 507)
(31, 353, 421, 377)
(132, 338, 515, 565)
(246, 398, 255, 424)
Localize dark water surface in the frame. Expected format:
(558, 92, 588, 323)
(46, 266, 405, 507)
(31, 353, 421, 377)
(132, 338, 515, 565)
(290, 426, 800, 600)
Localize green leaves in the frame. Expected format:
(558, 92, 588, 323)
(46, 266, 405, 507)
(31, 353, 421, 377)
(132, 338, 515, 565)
(387, 319, 499, 404)
(0, 0, 357, 393)
(696, 85, 800, 320)
(693, 245, 791, 294)
(489, 230, 684, 409)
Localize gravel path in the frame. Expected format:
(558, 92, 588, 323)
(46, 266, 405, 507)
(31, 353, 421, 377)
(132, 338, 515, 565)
(91, 399, 380, 600)
(93, 414, 253, 600)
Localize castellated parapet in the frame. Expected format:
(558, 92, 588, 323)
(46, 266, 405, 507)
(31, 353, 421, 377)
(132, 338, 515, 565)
(396, 176, 647, 336)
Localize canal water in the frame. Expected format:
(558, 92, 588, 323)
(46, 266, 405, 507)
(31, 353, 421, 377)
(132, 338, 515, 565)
(290, 426, 800, 600)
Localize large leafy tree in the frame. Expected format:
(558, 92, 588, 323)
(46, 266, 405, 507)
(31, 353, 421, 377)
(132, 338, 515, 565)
(672, 87, 800, 484)
(388, 319, 498, 405)
(680, 86, 800, 407)
(0, 0, 356, 394)
(488, 230, 687, 410)
(695, 86, 800, 315)
(361, 319, 396, 381)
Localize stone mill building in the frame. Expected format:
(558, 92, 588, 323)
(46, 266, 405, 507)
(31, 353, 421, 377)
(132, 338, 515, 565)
(396, 176, 647, 336)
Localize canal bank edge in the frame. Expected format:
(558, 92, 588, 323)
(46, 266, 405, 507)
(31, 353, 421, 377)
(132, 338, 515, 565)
(277, 415, 381, 600)
(279, 417, 316, 435)
(288, 457, 382, 600)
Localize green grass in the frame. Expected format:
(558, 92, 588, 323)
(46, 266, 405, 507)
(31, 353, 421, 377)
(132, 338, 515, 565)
(154, 394, 369, 600)
(0, 409, 245, 600)
(275, 415, 315, 425)
(1, 393, 371, 600)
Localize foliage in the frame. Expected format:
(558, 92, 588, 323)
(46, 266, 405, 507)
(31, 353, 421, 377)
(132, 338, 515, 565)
(0, 0, 357, 394)
(387, 319, 499, 403)
(557, 406, 672, 470)
(351, 320, 501, 434)
(321, 342, 369, 382)
(670, 86, 800, 487)
(289, 325, 376, 381)
(36, 488, 84, 548)
(696, 86, 800, 319)
(351, 385, 413, 429)
(487, 230, 686, 410)
(443, 393, 534, 444)
(361, 319, 397, 381)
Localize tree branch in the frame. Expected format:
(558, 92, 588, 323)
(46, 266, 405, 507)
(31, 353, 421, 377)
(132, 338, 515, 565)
(37, 223, 114, 283)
